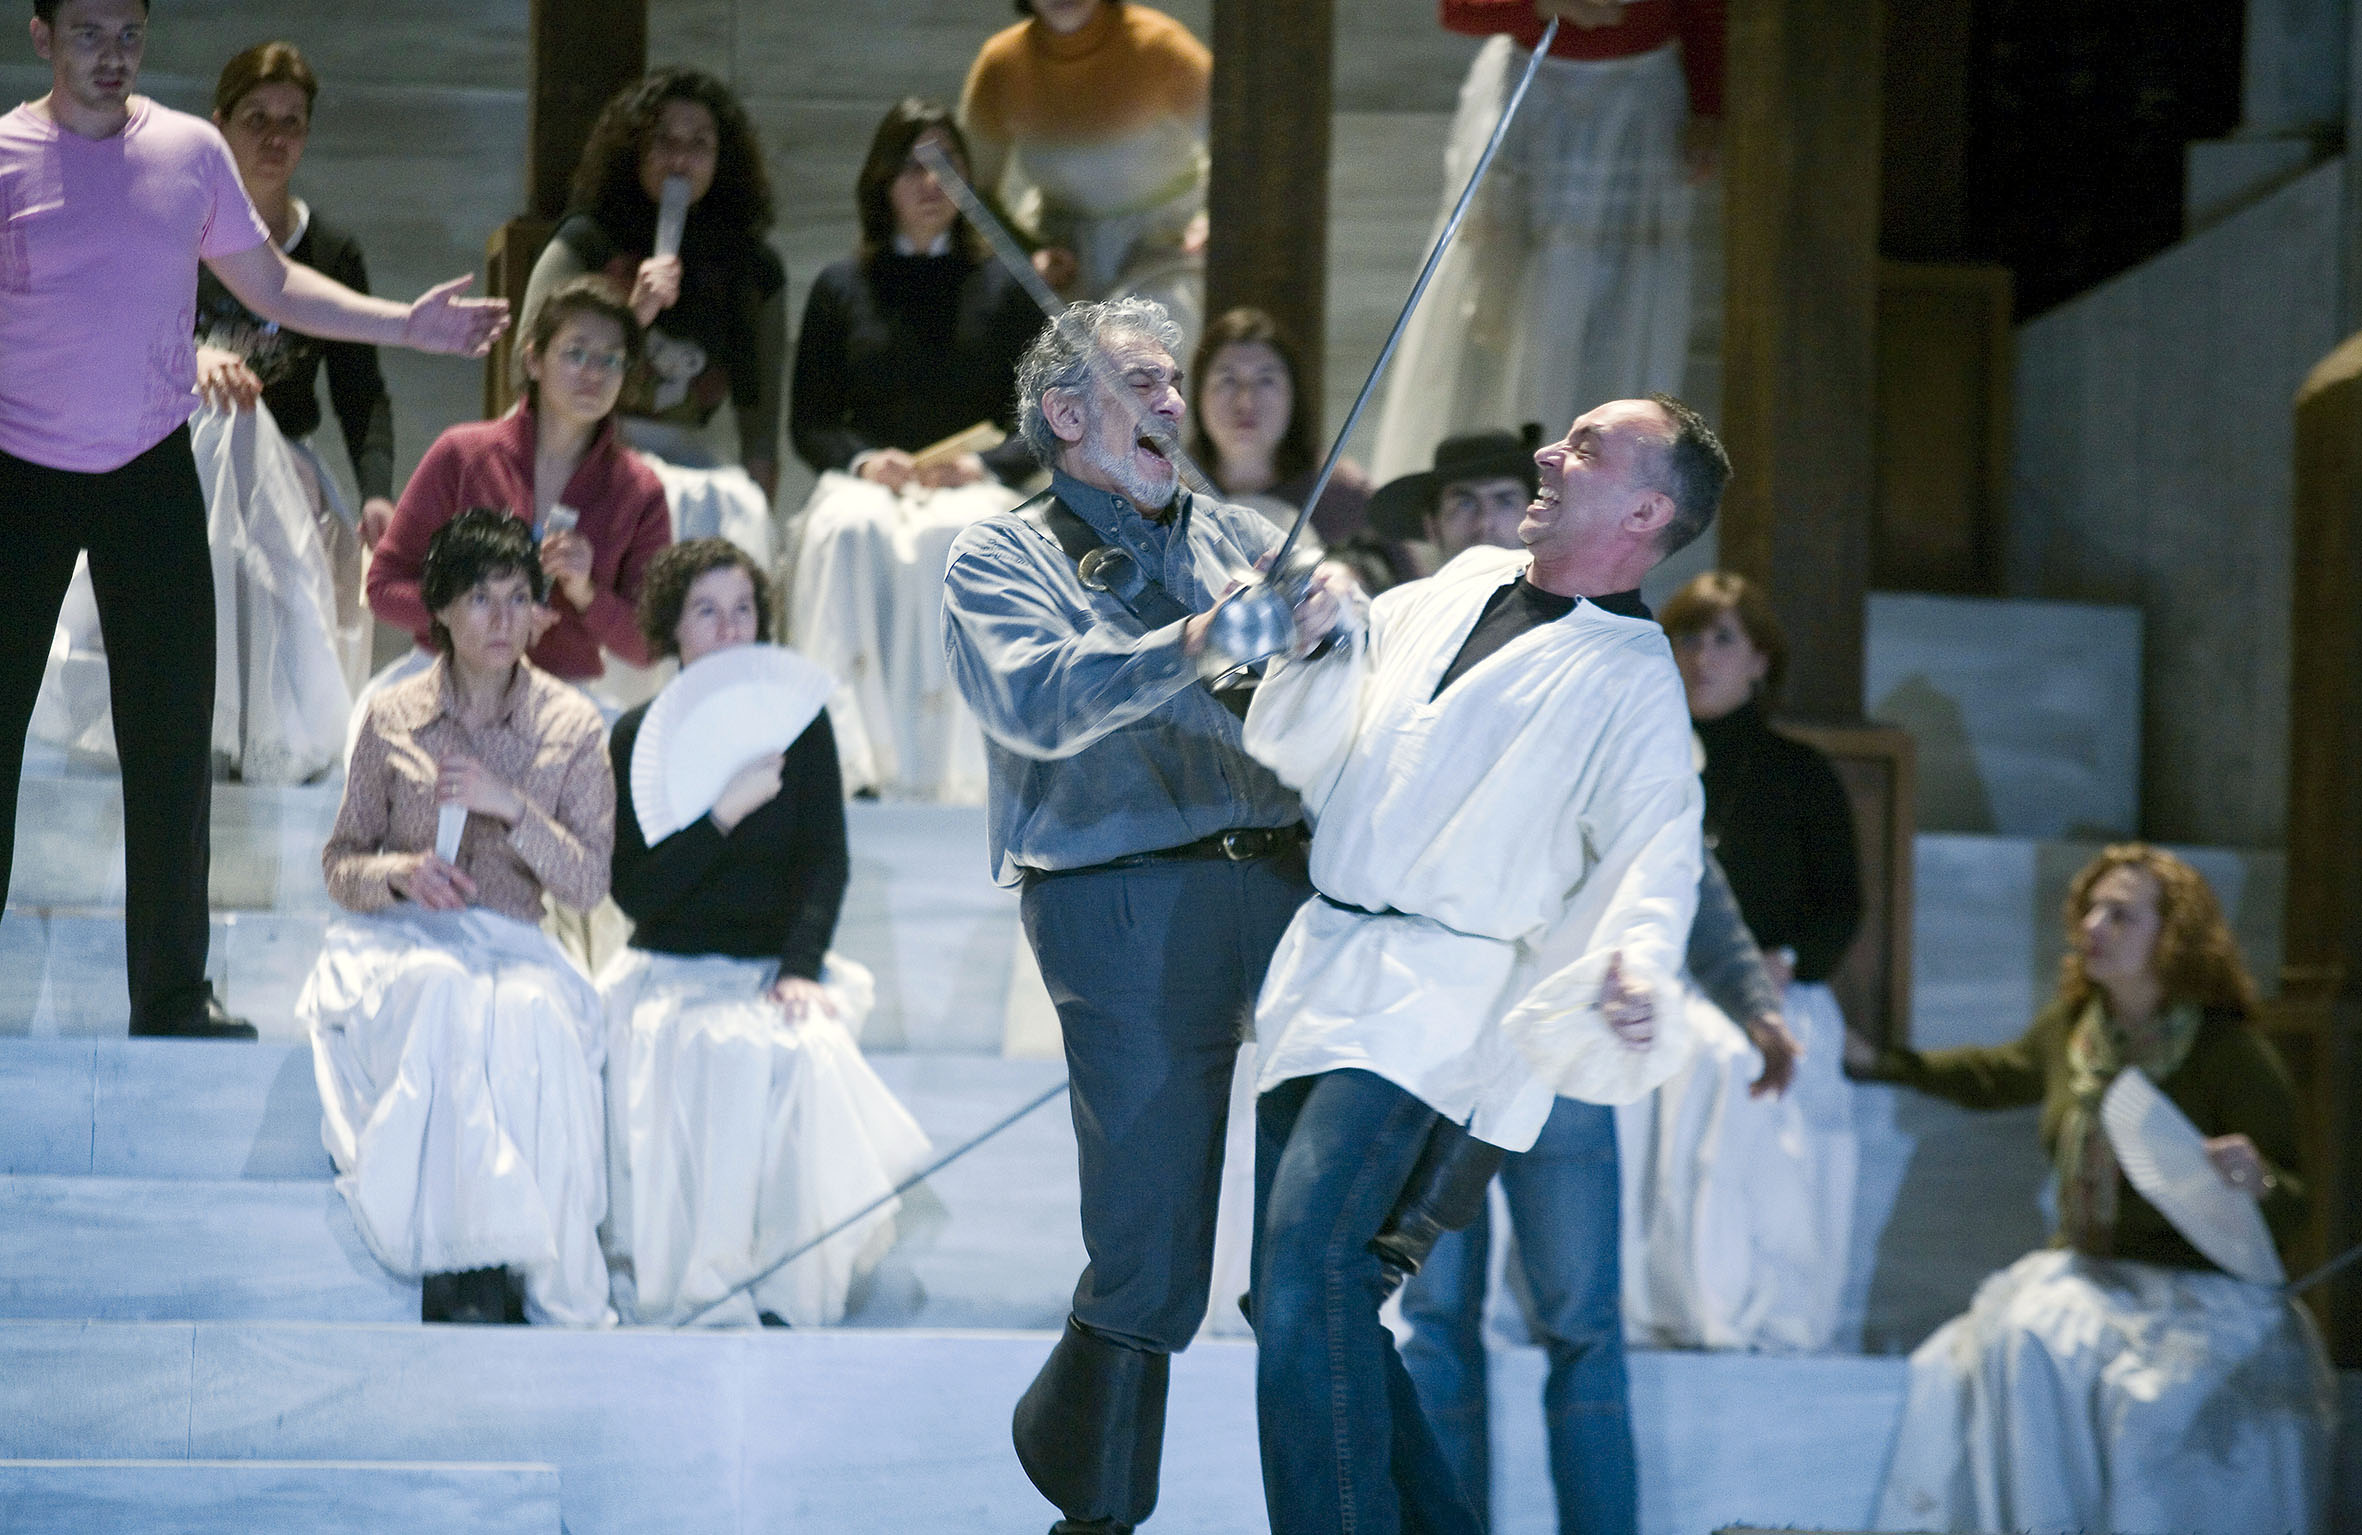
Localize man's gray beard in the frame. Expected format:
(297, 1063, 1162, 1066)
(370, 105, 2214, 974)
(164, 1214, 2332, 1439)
(1076, 420, 1180, 511)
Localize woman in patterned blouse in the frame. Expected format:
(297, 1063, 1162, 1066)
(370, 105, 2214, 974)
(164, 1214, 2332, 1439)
(301, 509, 618, 1326)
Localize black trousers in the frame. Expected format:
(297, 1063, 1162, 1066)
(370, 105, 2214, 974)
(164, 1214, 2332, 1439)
(1014, 850, 1310, 1525)
(0, 429, 214, 1032)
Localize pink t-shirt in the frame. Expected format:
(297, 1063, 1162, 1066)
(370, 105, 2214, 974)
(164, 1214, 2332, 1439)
(0, 98, 270, 472)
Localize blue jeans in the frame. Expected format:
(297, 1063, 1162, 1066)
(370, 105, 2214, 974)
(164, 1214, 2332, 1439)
(1398, 1098, 1637, 1535)
(1254, 1069, 1486, 1535)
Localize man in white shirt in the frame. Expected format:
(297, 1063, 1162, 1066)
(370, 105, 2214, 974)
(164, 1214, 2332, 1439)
(1240, 394, 1728, 1533)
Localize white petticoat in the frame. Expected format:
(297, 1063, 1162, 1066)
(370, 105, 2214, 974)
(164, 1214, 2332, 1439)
(1873, 1248, 2335, 1535)
(32, 399, 356, 785)
(1617, 979, 1857, 1351)
(1370, 37, 1693, 483)
(597, 947, 932, 1327)
(300, 906, 613, 1326)
(787, 472, 1020, 802)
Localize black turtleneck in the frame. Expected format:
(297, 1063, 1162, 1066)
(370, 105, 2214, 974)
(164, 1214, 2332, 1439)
(790, 250, 1044, 486)
(1694, 700, 1863, 983)
(1433, 576, 1648, 699)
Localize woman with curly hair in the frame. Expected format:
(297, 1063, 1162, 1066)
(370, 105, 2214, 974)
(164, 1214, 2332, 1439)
(599, 538, 930, 1326)
(524, 68, 785, 548)
(787, 98, 1042, 802)
(1866, 846, 2332, 1534)
(303, 509, 616, 1327)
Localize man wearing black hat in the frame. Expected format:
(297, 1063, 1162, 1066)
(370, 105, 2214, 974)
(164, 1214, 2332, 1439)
(1362, 426, 1543, 583)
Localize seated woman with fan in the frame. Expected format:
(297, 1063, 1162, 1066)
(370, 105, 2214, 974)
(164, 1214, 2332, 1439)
(1863, 844, 2332, 1535)
(600, 538, 932, 1328)
(303, 509, 617, 1327)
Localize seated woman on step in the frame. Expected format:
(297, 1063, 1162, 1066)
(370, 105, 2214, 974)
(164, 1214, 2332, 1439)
(1865, 845, 2332, 1535)
(787, 98, 1041, 802)
(366, 275, 673, 713)
(303, 509, 617, 1327)
(1613, 571, 1863, 1352)
(601, 538, 931, 1327)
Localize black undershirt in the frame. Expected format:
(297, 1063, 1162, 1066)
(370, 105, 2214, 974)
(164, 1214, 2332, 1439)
(1433, 577, 1650, 699)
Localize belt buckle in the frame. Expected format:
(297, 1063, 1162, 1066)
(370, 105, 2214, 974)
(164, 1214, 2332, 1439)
(1219, 829, 1257, 861)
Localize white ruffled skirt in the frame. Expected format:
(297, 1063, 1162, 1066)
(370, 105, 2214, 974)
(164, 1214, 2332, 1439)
(300, 906, 613, 1326)
(787, 472, 1020, 802)
(1370, 37, 1693, 483)
(1617, 979, 1857, 1350)
(1874, 1247, 2335, 1534)
(597, 947, 932, 1327)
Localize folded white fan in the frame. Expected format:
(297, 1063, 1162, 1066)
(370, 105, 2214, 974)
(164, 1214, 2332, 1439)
(2101, 1066, 2285, 1286)
(630, 644, 836, 845)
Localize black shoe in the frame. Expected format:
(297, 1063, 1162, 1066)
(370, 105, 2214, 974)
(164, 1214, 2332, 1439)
(423, 1266, 510, 1324)
(1050, 1524, 1132, 1534)
(132, 985, 257, 1041)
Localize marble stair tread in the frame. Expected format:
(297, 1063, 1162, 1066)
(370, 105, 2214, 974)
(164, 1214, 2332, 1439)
(0, 1038, 330, 1180)
(1865, 592, 2143, 839)
(0, 1175, 416, 1323)
(0, 1460, 561, 1535)
(0, 1320, 1943, 1535)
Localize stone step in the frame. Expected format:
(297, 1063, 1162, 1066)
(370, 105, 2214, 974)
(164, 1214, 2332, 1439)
(0, 1045, 1082, 1330)
(1865, 591, 2144, 839)
(0, 1320, 1933, 1534)
(0, 1175, 417, 1323)
(0, 1459, 561, 1535)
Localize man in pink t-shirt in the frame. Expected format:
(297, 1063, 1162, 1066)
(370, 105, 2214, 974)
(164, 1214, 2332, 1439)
(0, 0, 507, 1039)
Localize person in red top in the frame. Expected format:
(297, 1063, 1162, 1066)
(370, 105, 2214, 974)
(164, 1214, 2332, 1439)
(368, 276, 672, 686)
(1370, 0, 1723, 488)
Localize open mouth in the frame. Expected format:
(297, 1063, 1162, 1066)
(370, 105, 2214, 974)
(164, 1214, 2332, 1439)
(1135, 432, 1173, 465)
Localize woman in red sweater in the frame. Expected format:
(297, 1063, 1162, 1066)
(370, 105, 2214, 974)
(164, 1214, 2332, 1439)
(367, 275, 673, 689)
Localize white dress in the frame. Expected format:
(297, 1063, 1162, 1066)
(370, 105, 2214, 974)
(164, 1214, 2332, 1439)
(1371, 37, 1693, 483)
(32, 399, 355, 784)
(301, 905, 614, 1327)
(788, 472, 1019, 802)
(1618, 978, 1858, 1350)
(1874, 1248, 2335, 1535)
(596, 948, 930, 1328)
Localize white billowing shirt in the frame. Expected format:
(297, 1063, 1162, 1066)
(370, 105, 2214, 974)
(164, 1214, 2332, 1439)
(1243, 546, 1704, 1152)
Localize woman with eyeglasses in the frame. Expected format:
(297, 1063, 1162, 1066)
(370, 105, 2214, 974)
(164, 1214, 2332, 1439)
(522, 68, 784, 557)
(366, 276, 673, 692)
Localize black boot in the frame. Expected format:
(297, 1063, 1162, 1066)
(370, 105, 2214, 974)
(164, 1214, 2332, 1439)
(422, 1266, 510, 1324)
(1013, 1319, 1168, 1531)
(1369, 1118, 1505, 1297)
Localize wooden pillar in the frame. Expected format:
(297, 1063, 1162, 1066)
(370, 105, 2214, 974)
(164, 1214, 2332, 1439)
(1718, 0, 1884, 723)
(1204, 0, 1334, 433)
(486, 0, 649, 415)
(2282, 333, 2362, 1357)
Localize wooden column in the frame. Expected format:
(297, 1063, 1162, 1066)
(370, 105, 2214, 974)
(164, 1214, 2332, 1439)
(1204, 0, 1334, 432)
(486, 0, 649, 414)
(2281, 333, 2362, 1358)
(1718, 0, 1884, 723)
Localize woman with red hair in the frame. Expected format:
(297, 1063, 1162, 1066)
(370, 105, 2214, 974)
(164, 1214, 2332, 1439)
(1867, 845, 2331, 1534)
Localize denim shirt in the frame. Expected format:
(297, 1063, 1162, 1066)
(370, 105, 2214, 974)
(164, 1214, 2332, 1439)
(941, 468, 1306, 883)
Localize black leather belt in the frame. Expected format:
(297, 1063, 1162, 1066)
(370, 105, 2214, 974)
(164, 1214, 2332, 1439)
(1023, 824, 1310, 883)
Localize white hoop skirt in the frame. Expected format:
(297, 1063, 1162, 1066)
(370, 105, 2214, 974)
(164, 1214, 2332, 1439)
(788, 472, 1019, 802)
(1370, 37, 1692, 484)
(300, 906, 613, 1326)
(1617, 979, 1857, 1351)
(1874, 1247, 2334, 1534)
(597, 947, 932, 1328)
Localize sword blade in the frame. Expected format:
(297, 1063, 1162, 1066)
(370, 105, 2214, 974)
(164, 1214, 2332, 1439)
(1268, 15, 1563, 578)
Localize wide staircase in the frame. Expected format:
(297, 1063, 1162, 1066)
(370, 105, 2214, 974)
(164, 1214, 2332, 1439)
(4, 598, 2360, 1532)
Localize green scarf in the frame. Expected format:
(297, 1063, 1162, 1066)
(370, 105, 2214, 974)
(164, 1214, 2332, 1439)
(2056, 996, 2203, 1254)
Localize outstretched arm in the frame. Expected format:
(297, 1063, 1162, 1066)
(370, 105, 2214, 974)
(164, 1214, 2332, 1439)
(204, 243, 507, 357)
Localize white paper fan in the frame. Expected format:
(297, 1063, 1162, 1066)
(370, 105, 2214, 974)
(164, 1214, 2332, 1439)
(631, 644, 836, 845)
(2101, 1067, 2285, 1286)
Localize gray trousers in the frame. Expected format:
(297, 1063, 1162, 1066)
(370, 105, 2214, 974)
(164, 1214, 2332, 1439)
(1021, 850, 1312, 1350)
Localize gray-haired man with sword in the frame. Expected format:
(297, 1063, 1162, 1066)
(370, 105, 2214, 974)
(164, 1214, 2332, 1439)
(941, 295, 1349, 1534)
